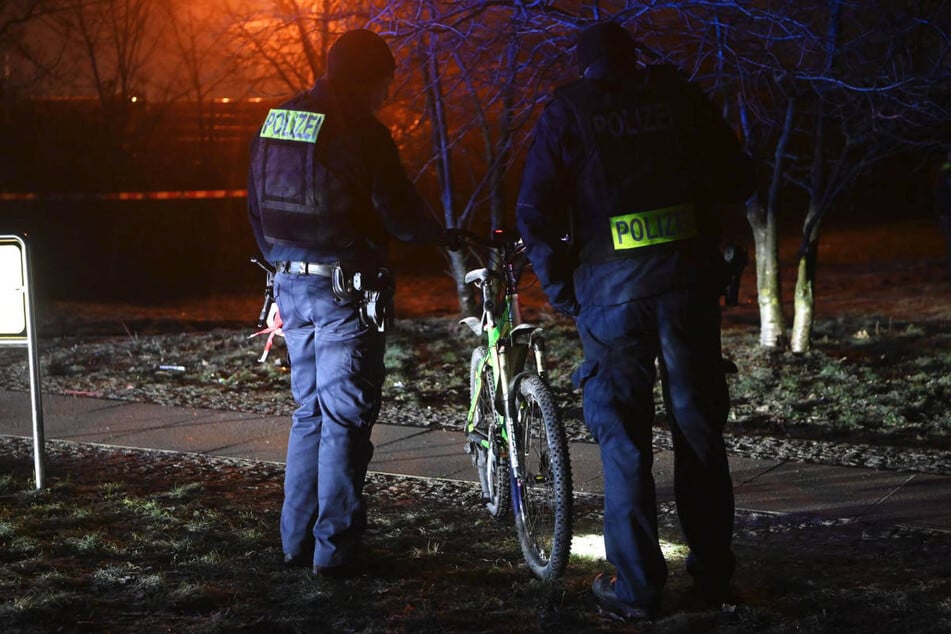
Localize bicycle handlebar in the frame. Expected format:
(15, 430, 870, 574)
(453, 228, 522, 252)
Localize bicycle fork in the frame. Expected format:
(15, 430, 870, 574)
(465, 332, 548, 515)
(494, 341, 528, 517)
(504, 332, 551, 517)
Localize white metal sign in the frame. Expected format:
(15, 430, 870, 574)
(0, 235, 46, 489)
(0, 243, 27, 335)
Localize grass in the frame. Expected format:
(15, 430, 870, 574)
(1, 437, 949, 633)
(717, 316, 951, 447)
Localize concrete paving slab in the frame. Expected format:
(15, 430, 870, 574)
(649, 450, 782, 503)
(730, 455, 786, 486)
(199, 415, 437, 464)
(568, 442, 603, 494)
(852, 472, 951, 531)
(3, 389, 949, 533)
(32, 399, 286, 456)
(732, 461, 921, 520)
(370, 427, 474, 481)
(370, 428, 606, 494)
(0, 390, 122, 437)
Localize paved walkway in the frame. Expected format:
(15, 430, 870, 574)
(2, 390, 949, 533)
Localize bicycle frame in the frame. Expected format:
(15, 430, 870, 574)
(461, 231, 547, 510)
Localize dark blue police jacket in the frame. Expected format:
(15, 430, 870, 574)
(516, 63, 754, 315)
(248, 79, 441, 267)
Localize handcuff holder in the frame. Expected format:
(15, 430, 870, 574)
(331, 262, 395, 332)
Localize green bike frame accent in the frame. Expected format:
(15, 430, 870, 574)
(458, 229, 573, 581)
(467, 299, 515, 447)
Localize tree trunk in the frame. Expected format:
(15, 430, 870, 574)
(791, 202, 822, 353)
(420, 32, 476, 317)
(746, 196, 785, 347)
(791, 253, 816, 353)
(448, 249, 475, 316)
(742, 92, 795, 348)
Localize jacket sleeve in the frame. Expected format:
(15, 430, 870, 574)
(367, 122, 444, 245)
(516, 100, 581, 317)
(246, 153, 274, 262)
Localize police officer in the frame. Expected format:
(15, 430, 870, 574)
(516, 22, 754, 618)
(248, 29, 445, 577)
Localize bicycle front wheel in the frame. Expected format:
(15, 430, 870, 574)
(512, 374, 573, 580)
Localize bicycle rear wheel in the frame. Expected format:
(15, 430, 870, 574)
(512, 374, 573, 580)
(468, 347, 510, 519)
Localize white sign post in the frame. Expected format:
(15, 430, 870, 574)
(0, 235, 46, 490)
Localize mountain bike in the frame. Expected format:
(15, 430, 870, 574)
(458, 229, 573, 581)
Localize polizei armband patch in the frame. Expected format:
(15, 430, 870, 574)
(609, 203, 697, 251)
(260, 109, 325, 143)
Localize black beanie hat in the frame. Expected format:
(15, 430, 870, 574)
(576, 21, 636, 75)
(327, 29, 396, 84)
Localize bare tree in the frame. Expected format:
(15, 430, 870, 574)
(785, 0, 951, 351)
(221, 0, 950, 330)
(706, 3, 814, 349)
(19, 0, 163, 191)
(64, 0, 159, 105)
(650, 1, 949, 351)
(162, 2, 244, 161)
(397, 2, 569, 315)
(0, 1, 75, 99)
(222, 0, 366, 97)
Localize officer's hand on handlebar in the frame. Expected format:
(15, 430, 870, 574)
(443, 228, 466, 252)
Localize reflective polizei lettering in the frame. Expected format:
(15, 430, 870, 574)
(260, 109, 325, 143)
(610, 204, 696, 251)
(591, 103, 675, 137)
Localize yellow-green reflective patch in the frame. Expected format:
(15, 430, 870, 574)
(260, 109, 325, 143)
(610, 204, 696, 251)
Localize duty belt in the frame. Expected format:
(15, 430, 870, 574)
(275, 261, 335, 277)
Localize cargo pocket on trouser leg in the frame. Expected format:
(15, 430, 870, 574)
(571, 358, 599, 391)
(571, 359, 602, 442)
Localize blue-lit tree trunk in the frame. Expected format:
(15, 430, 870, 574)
(679, 0, 951, 350)
(417, 25, 477, 316)
(396, 1, 569, 316)
(745, 94, 795, 348)
(786, 0, 950, 351)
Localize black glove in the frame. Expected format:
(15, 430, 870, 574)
(443, 228, 465, 252)
(721, 244, 748, 307)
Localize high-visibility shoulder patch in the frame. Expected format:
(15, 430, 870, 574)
(609, 203, 696, 251)
(260, 109, 325, 143)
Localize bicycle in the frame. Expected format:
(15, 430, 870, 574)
(458, 229, 573, 581)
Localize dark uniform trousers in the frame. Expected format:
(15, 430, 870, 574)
(275, 272, 384, 568)
(573, 284, 735, 610)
